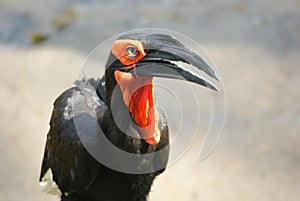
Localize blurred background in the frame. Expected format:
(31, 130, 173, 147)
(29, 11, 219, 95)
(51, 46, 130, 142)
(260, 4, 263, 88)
(0, 0, 299, 201)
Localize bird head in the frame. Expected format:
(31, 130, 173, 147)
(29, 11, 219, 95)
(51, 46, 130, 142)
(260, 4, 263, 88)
(105, 33, 218, 145)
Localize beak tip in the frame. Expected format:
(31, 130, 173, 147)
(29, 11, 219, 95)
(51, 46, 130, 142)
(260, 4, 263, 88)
(208, 70, 219, 81)
(214, 74, 220, 81)
(209, 84, 220, 92)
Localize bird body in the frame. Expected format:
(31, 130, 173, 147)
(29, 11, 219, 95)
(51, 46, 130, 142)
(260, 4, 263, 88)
(40, 33, 218, 201)
(40, 78, 169, 201)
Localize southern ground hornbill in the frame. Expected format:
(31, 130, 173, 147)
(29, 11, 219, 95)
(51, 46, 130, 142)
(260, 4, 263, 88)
(39, 33, 218, 201)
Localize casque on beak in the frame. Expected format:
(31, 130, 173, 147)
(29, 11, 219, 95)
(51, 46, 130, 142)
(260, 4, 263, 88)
(127, 33, 219, 91)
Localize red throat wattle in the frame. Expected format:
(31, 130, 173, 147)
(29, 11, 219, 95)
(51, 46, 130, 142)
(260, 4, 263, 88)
(114, 70, 160, 145)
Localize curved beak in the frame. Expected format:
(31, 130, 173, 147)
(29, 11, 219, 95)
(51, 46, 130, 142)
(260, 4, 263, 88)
(136, 33, 219, 91)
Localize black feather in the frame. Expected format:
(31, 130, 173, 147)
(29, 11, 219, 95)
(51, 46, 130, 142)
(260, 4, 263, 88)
(40, 78, 169, 201)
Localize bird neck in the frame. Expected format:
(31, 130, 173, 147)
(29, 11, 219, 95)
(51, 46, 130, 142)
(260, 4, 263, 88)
(104, 68, 161, 145)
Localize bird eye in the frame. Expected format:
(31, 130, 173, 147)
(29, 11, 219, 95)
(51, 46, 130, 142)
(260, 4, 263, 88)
(126, 46, 138, 58)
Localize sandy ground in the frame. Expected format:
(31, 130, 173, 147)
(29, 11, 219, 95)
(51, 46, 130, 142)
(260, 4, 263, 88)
(0, 0, 300, 201)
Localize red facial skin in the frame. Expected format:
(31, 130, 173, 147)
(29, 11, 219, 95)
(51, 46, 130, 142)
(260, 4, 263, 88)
(112, 39, 160, 145)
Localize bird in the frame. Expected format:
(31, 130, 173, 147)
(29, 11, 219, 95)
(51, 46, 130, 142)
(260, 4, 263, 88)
(39, 33, 218, 201)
